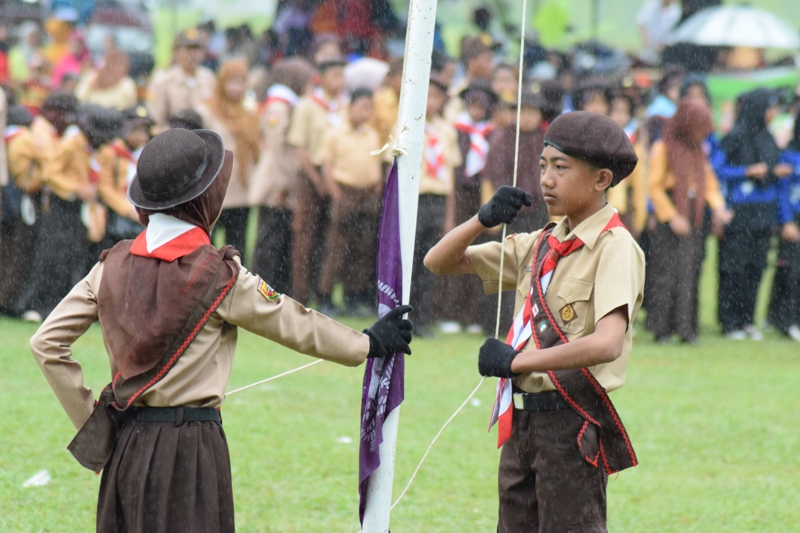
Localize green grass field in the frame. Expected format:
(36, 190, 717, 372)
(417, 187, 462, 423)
(1, 241, 799, 532)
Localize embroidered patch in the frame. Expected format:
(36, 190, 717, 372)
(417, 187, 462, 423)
(538, 320, 548, 333)
(257, 280, 281, 302)
(560, 303, 577, 324)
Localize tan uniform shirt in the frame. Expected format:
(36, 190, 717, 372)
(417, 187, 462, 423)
(250, 100, 298, 208)
(287, 93, 345, 166)
(43, 126, 91, 201)
(75, 72, 138, 110)
(419, 116, 461, 196)
(647, 140, 726, 223)
(321, 122, 382, 189)
(468, 204, 645, 394)
(147, 65, 216, 129)
(8, 116, 62, 194)
(196, 103, 255, 208)
(30, 257, 371, 430)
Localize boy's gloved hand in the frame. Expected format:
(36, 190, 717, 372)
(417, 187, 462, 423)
(364, 305, 414, 358)
(478, 186, 533, 228)
(478, 338, 521, 378)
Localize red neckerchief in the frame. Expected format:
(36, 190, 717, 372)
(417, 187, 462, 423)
(110, 140, 133, 162)
(454, 112, 493, 178)
(311, 87, 342, 127)
(492, 212, 625, 448)
(4, 125, 25, 145)
(424, 122, 446, 182)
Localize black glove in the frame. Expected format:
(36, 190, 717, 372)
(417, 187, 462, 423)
(478, 338, 521, 378)
(364, 305, 414, 358)
(477, 186, 533, 228)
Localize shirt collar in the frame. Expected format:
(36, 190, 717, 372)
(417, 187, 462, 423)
(551, 203, 616, 250)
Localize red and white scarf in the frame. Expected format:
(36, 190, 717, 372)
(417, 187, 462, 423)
(4, 125, 24, 145)
(454, 111, 493, 178)
(311, 87, 342, 128)
(489, 214, 624, 447)
(130, 213, 211, 262)
(258, 84, 300, 115)
(424, 123, 447, 182)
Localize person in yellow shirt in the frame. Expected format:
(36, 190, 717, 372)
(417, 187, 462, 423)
(317, 88, 383, 316)
(646, 100, 732, 343)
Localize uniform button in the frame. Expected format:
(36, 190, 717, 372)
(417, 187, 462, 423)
(567, 294, 573, 301)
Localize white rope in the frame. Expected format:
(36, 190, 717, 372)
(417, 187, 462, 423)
(375, 3, 530, 517)
(370, 134, 410, 157)
(225, 359, 323, 396)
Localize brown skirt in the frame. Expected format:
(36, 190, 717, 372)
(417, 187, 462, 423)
(96, 419, 235, 533)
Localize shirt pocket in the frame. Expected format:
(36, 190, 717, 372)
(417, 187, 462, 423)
(554, 278, 594, 336)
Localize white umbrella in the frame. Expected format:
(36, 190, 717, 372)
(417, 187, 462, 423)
(669, 5, 800, 49)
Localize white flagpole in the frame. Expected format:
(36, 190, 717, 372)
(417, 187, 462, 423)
(362, 0, 438, 530)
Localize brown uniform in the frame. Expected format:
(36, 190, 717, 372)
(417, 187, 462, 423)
(411, 116, 462, 330)
(147, 65, 216, 129)
(286, 91, 346, 304)
(318, 121, 383, 300)
(468, 203, 645, 533)
(251, 98, 299, 293)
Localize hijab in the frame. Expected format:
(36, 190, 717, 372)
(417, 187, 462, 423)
(662, 99, 713, 227)
(206, 60, 260, 185)
(92, 49, 130, 90)
(720, 88, 781, 183)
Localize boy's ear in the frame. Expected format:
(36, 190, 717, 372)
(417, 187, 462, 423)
(596, 168, 614, 192)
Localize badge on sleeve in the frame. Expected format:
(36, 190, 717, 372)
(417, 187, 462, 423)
(257, 280, 281, 302)
(560, 303, 577, 325)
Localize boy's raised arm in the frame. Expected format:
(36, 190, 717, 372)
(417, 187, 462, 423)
(424, 186, 532, 276)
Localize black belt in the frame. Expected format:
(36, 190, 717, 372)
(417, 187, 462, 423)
(124, 406, 221, 424)
(512, 391, 569, 412)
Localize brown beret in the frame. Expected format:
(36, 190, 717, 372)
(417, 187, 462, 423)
(543, 111, 638, 187)
(460, 36, 500, 63)
(429, 73, 449, 92)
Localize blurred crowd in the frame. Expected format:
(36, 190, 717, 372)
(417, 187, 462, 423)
(1, 3, 800, 345)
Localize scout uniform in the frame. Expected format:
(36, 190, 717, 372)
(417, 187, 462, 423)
(286, 59, 347, 304)
(251, 83, 303, 294)
(607, 127, 648, 236)
(409, 79, 462, 332)
(317, 110, 383, 309)
(147, 31, 216, 130)
(96, 138, 142, 243)
(468, 113, 644, 533)
(30, 128, 413, 533)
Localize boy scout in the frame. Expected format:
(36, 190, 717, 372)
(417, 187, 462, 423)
(425, 112, 644, 533)
(317, 88, 383, 316)
(287, 56, 347, 305)
(147, 30, 216, 130)
(30, 128, 414, 533)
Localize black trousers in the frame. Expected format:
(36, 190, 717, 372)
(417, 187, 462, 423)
(645, 222, 706, 340)
(768, 223, 800, 332)
(214, 207, 249, 258)
(0, 193, 40, 315)
(19, 196, 89, 317)
(717, 226, 773, 332)
(412, 194, 446, 329)
(252, 206, 293, 295)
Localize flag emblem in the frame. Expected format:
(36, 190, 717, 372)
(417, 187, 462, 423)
(257, 280, 280, 302)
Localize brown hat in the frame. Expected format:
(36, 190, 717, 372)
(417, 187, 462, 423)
(128, 128, 226, 210)
(173, 28, 203, 49)
(543, 111, 638, 187)
(460, 35, 500, 64)
(516, 91, 548, 110)
(459, 80, 498, 105)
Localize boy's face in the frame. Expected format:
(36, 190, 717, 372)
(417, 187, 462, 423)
(492, 106, 514, 129)
(583, 92, 610, 115)
(539, 145, 612, 217)
(42, 108, 74, 134)
(610, 98, 631, 128)
(126, 126, 151, 149)
(467, 101, 487, 122)
(468, 51, 494, 80)
(684, 85, 709, 109)
(349, 96, 373, 126)
(518, 106, 543, 132)
(321, 66, 345, 96)
(426, 85, 446, 118)
(491, 68, 516, 97)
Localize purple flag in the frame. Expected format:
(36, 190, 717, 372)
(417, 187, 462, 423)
(358, 159, 405, 523)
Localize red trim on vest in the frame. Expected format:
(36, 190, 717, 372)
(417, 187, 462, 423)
(130, 227, 211, 262)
